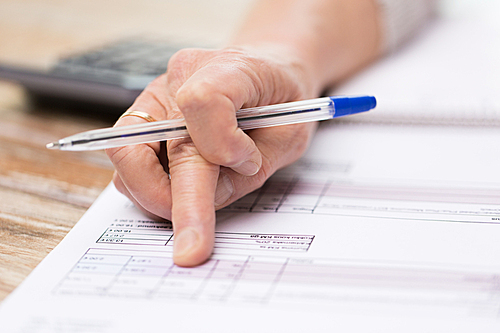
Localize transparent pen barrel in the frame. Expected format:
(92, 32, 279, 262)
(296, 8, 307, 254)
(62, 97, 334, 150)
(236, 97, 334, 130)
(69, 119, 190, 150)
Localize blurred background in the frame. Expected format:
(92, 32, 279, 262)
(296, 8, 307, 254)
(0, 0, 253, 114)
(0, 0, 498, 116)
(0, 0, 498, 66)
(0, 0, 254, 68)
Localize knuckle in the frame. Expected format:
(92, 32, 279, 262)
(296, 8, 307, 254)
(166, 139, 202, 168)
(164, 51, 196, 92)
(105, 146, 130, 166)
(175, 80, 218, 116)
(166, 48, 211, 82)
(106, 144, 156, 170)
(167, 48, 200, 71)
(142, 75, 167, 99)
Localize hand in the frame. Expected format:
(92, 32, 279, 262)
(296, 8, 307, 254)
(106, 47, 318, 266)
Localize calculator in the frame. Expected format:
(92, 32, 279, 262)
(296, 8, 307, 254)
(0, 39, 185, 114)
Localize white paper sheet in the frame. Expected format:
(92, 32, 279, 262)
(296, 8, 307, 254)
(1, 122, 499, 333)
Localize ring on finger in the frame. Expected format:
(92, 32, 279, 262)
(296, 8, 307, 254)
(118, 110, 157, 123)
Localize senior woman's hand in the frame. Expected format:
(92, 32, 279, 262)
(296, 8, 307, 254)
(106, 47, 318, 266)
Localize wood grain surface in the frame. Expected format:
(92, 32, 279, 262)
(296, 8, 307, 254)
(0, 0, 250, 302)
(0, 84, 115, 301)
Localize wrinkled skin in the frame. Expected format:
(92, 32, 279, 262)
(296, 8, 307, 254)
(106, 47, 317, 266)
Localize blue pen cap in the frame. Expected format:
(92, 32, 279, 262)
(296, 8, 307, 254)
(331, 96, 377, 117)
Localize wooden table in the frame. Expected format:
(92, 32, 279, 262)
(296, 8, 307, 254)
(0, 0, 250, 302)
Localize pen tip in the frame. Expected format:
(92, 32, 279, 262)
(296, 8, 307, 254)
(46, 142, 59, 149)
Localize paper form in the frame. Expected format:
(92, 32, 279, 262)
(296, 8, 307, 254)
(1, 122, 499, 332)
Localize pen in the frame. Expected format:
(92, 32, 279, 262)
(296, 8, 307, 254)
(46, 95, 376, 151)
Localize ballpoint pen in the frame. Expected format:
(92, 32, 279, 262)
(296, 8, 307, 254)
(46, 95, 376, 151)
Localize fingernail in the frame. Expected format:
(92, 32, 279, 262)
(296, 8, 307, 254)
(234, 160, 260, 176)
(215, 172, 234, 206)
(173, 228, 199, 258)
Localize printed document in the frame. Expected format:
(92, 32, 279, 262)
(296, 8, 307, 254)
(1, 122, 499, 332)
